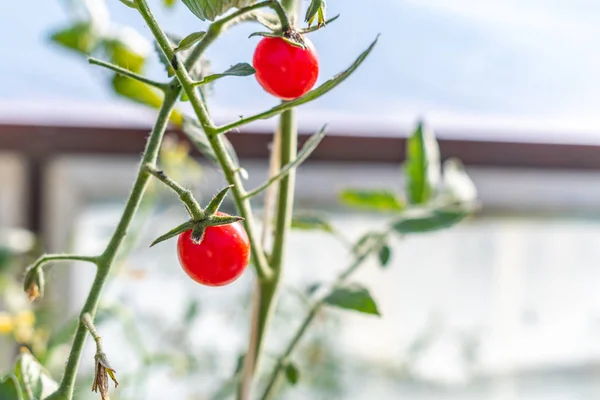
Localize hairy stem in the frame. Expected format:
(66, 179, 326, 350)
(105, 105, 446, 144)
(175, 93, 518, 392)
(239, 0, 301, 397)
(29, 254, 99, 269)
(88, 57, 169, 91)
(47, 90, 180, 400)
(81, 313, 101, 345)
(144, 164, 204, 219)
(134, 0, 272, 280)
(260, 232, 388, 400)
(253, 108, 297, 371)
(239, 125, 282, 400)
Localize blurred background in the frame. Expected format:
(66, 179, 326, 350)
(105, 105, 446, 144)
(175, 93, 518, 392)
(3, 0, 600, 399)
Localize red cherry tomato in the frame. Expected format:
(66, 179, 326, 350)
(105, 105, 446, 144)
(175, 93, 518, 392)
(177, 213, 250, 287)
(252, 36, 319, 100)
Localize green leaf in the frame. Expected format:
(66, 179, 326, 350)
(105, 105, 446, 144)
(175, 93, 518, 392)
(211, 377, 239, 400)
(248, 31, 281, 39)
(150, 220, 194, 247)
(50, 22, 99, 55)
(284, 123, 327, 172)
(14, 349, 58, 400)
(378, 244, 391, 267)
(182, 117, 218, 164)
(234, 354, 245, 375)
(182, 117, 243, 174)
(195, 63, 256, 85)
(181, 0, 256, 21)
(352, 232, 380, 255)
(391, 208, 470, 235)
(404, 121, 441, 205)
(339, 189, 404, 212)
(184, 299, 200, 324)
(246, 125, 327, 198)
(284, 362, 300, 385)
(208, 215, 244, 227)
(324, 284, 381, 316)
(291, 213, 334, 233)
(305, 0, 326, 27)
(111, 74, 163, 109)
(438, 158, 477, 205)
(174, 31, 206, 53)
(205, 186, 234, 215)
(0, 375, 22, 400)
(306, 282, 321, 296)
(299, 14, 340, 34)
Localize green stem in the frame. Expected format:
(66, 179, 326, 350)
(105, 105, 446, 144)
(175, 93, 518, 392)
(47, 90, 180, 400)
(144, 164, 204, 219)
(81, 313, 101, 345)
(260, 232, 388, 400)
(88, 57, 169, 91)
(135, 0, 272, 281)
(29, 254, 99, 269)
(238, 0, 301, 397)
(253, 108, 297, 368)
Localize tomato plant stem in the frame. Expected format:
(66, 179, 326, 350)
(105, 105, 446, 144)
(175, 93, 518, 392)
(134, 0, 272, 281)
(143, 163, 205, 219)
(88, 57, 169, 91)
(29, 254, 99, 269)
(260, 232, 389, 400)
(239, 1, 301, 397)
(256, 108, 298, 362)
(46, 89, 180, 400)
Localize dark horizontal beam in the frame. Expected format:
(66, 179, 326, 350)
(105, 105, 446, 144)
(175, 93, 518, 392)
(1, 123, 600, 170)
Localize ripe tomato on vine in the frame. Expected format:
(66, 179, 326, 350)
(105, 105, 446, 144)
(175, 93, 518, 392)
(253, 36, 319, 100)
(177, 212, 250, 287)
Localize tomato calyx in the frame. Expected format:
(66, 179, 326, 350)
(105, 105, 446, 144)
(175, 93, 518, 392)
(249, 29, 306, 49)
(248, 12, 340, 47)
(149, 185, 244, 247)
(189, 213, 245, 244)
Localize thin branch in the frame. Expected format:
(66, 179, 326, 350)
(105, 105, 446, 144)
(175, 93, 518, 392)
(143, 164, 204, 219)
(88, 57, 169, 91)
(81, 314, 102, 345)
(82, 314, 119, 400)
(238, 119, 283, 400)
(48, 90, 182, 400)
(260, 231, 389, 400)
(29, 254, 99, 269)
(118, 0, 137, 8)
(253, 108, 297, 399)
(243, 125, 327, 199)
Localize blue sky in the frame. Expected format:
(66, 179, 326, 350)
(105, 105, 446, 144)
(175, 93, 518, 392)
(2, 0, 600, 137)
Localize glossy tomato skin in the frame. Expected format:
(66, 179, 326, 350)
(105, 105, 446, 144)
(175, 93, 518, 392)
(252, 36, 319, 100)
(177, 213, 250, 287)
